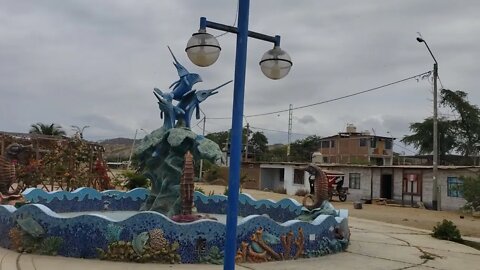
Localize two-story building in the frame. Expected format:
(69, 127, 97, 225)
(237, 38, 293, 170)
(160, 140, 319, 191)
(316, 124, 395, 165)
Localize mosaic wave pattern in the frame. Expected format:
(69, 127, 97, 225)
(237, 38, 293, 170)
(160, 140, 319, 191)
(1, 188, 349, 264)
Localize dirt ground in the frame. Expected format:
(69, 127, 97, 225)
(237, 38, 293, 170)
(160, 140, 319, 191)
(196, 183, 480, 238)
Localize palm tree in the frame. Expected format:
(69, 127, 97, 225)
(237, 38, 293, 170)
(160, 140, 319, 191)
(29, 123, 66, 136)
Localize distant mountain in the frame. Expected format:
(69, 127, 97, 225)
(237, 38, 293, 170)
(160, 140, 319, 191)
(98, 137, 141, 161)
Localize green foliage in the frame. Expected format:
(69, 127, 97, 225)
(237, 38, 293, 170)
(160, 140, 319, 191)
(122, 171, 150, 190)
(289, 135, 323, 162)
(402, 89, 480, 162)
(441, 89, 480, 157)
(401, 117, 457, 160)
(223, 187, 228, 196)
(194, 186, 205, 194)
(29, 123, 66, 136)
(460, 175, 480, 211)
(432, 219, 462, 242)
(205, 163, 221, 183)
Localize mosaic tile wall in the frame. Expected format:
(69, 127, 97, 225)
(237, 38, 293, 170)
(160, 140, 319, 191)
(0, 188, 350, 264)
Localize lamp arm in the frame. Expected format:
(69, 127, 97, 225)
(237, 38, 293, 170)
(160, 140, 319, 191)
(200, 17, 281, 46)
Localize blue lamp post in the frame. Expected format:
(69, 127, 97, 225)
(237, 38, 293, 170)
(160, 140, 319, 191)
(185, 1, 292, 269)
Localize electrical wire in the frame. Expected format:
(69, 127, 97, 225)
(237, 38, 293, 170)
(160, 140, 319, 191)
(250, 126, 313, 136)
(215, 0, 239, 38)
(207, 70, 432, 120)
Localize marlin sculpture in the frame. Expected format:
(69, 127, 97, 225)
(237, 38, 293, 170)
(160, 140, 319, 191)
(167, 46, 203, 101)
(177, 80, 232, 127)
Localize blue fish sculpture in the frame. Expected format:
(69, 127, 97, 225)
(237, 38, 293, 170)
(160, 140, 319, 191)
(177, 80, 232, 127)
(167, 46, 203, 101)
(153, 88, 184, 130)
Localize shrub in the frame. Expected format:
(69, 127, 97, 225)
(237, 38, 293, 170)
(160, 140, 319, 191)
(432, 219, 462, 242)
(121, 171, 150, 190)
(194, 186, 205, 194)
(274, 187, 287, 194)
(295, 189, 309, 196)
(460, 176, 480, 212)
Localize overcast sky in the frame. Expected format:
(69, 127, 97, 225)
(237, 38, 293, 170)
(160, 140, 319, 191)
(1, 0, 479, 154)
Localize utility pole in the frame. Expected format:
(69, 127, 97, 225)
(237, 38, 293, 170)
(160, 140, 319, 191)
(433, 62, 440, 210)
(244, 123, 250, 161)
(417, 36, 440, 210)
(127, 129, 138, 170)
(199, 116, 206, 181)
(287, 104, 293, 161)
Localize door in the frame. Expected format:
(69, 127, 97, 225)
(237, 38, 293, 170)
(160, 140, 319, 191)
(381, 174, 393, 199)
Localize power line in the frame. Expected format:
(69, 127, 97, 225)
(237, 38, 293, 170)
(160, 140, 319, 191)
(250, 126, 313, 137)
(208, 70, 432, 120)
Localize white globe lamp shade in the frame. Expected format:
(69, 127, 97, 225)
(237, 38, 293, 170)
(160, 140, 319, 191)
(185, 31, 221, 67)
(259, 46, 292, 80)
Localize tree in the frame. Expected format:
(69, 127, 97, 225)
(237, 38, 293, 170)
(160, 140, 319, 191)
(401, 117, 457, 162)
(289, 135, 323, 162)
(29, 123, 66, 136)
(205, 130, 229, 150)
(440, 89, 480, 157)
(402, 88, 480, 164)
(460, 175, 480, 211)
(248, 131, 268, 161)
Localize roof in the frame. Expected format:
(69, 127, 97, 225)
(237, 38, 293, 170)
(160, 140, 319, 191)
(256, 161, 480, 170)
(320, 133, 396, 140)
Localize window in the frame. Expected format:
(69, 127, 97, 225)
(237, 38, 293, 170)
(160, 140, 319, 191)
(279, 169, 284, 182)
(370, 138, 377, 148)
(385, 139, 392, 150)
(402, 174, 421, 195)
(330, 140, 335, 148)
(321, 141, 330, 148)
(294, 169, 304, 184)
(447, 177, 463, 198)
(359, 138, 367, 147)
(349, 173, 361, 189)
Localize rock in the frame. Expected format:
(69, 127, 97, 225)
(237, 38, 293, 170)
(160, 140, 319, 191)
(353, 201, 363, 209)
(472, 211, 480, 218)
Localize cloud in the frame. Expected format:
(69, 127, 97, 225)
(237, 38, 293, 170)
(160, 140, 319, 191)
(1, 0, 479, 149)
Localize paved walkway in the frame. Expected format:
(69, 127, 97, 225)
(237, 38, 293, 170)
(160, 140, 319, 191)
(1, 217, 479, 270)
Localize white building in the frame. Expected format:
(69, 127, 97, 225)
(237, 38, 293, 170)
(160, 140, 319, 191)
(258, 162, 479, 211)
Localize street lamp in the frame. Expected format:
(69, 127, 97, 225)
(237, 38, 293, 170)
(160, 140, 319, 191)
(417, 36, 440, 210)
(186, 3, 292, 269)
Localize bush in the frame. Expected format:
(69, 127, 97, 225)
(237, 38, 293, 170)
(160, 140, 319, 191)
(274, 187, 287, 194)
(460, 176, 480, 212)
(121, 171, 150, 190)
(194, 186, 205, 194)
(295, 189, 309, 196)
(432, 219, 462, 242)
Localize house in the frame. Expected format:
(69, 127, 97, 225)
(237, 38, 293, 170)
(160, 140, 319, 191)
(316, 124, 395, 165)
(255, 162, 478, 211)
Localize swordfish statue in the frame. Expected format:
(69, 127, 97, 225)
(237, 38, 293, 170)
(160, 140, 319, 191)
(135, 47, 227, 216)
(153, 47, 232, 129)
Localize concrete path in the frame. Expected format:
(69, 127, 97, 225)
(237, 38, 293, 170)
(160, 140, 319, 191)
(1, 217, 478, 270)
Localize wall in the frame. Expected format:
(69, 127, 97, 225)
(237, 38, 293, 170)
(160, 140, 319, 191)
(260, 164, 309, 196)
(259, 168, 284, 192)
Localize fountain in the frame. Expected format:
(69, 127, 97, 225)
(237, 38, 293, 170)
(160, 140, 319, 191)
(0, 48, 349, 264)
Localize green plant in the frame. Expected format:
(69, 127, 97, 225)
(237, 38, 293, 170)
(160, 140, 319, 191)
(432, 219, 462, 242)
(122, 171, 150, 190)
(295, 189, 309, 196)
(274, 187, 287, 194)
(205, 164, 221, 183)
(194, 186, 205, 194)
(460, 176, 480, 211)
(223, 187, 228, 196)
